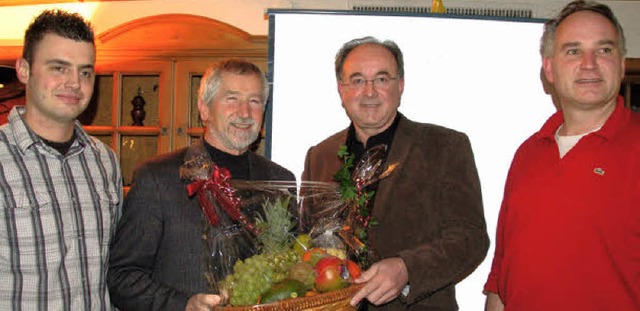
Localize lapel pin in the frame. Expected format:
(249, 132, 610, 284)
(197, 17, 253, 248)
(593, 168, 605, 176)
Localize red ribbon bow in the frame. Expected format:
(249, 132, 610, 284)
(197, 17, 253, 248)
(187, 165, 257, 235)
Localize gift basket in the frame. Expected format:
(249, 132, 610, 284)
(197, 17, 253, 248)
(183, 144, 397, 310)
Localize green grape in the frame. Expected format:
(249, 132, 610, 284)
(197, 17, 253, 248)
(224, 250, 301, 306)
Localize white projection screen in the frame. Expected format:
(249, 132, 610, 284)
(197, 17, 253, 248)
(266, 10, 555, 310)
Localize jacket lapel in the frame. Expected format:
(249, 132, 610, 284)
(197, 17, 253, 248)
(372, 116, 414, 220)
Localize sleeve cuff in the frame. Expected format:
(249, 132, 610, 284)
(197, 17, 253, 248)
(402, 284, 410, 297)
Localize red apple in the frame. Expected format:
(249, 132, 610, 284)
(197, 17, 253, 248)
(314, 256, 349, 292)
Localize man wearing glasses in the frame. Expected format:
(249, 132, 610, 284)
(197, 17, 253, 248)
(302, 36, 489, 310)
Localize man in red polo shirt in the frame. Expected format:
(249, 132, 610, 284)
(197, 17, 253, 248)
(484, 1, 640, 310)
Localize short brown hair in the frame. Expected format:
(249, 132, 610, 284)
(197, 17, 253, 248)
(22, 9, 95, 65)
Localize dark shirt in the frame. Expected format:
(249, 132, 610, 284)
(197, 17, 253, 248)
(203, 140, 250, 180)
(345, 112, 401, 162)
(38, 132, 76, 155)
(345, 112, 401, 204)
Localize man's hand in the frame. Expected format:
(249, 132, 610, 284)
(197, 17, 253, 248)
(185, 294, 222, 311)
(350, 257, 409, 306)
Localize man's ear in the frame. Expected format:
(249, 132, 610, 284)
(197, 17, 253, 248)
(542, 57, 554, 84)
(16, 58, 29, 84)
(337, 81, 346, 108)
(197, 99, 209, 123)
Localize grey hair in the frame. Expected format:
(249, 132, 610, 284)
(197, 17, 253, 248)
(198, 59, 269, 107)
(540, 0, 626, 57)
(334, 36, 404, 81)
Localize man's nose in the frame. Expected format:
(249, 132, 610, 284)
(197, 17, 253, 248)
(580, 51, 598, 70)
(64, 70, 81, 89)
(237, 99, 251, 117)
(363, 80, 378, 96)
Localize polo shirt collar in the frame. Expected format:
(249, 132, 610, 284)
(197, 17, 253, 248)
(534, 96, 627, 142)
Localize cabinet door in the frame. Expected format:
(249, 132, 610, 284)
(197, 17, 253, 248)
(620, 75, 640, 111)
(82, 60, 173, 186)
(174, 60, 213, 149)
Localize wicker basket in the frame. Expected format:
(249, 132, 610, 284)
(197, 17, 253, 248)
(216, 283, 364, 311)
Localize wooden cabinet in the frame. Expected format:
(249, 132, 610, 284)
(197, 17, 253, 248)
(621, 58, 640, 111)
(82, 14, 268, 186)
(84, 60, 173, 185)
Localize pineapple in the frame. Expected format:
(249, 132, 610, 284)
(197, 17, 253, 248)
(255, 196, 295, 253)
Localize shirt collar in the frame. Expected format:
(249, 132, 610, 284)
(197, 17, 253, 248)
(346, 112, 402, 151)
(8, 106, 97, 154)
(535, 96, 628, 142)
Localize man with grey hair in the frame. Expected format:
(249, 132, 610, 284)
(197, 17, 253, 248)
(484, 1, 639, 310)
(302, 36, 489, 310)
(107, 59, 295, 311)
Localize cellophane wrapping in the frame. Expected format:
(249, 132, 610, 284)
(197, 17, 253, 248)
(186, 144, 395, 307)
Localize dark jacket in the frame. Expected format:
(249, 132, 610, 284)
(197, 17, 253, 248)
(108, 141, 295, 311)
(302, 115, 489, 310)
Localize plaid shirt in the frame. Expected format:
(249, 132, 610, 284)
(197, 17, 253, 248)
(0, 107, 122, 311)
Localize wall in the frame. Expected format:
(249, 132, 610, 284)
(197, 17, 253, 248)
(0, 0, 639, 57)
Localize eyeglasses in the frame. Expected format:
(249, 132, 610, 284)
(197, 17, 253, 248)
(340, 76, 398, 90)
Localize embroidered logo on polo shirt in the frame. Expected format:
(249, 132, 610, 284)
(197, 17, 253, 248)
(593, 167, 605, 176)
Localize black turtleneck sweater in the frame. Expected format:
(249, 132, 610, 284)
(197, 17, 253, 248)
(203, 140, 250, 180)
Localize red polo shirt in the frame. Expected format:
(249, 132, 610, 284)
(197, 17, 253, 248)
(485, 100, 640, 310)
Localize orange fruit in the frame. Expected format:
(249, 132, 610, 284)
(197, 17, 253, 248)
(345, 259, 362, 280)
(302, 248, 328, 265)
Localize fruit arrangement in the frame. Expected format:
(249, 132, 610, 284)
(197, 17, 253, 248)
(217, 196, 363, 308)
(191, 147, 396, 310)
